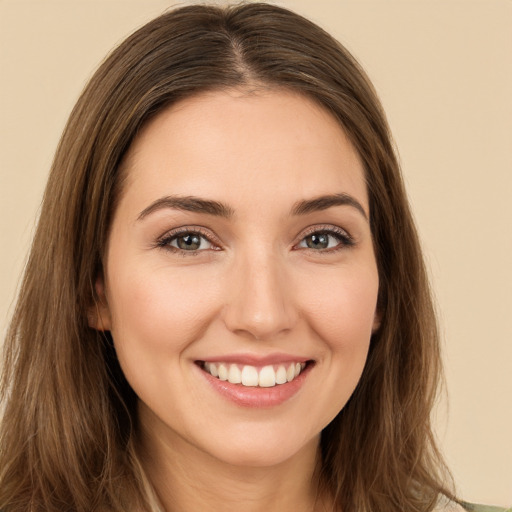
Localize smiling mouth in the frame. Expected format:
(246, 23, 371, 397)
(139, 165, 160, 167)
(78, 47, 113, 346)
(198, 361, 312, 388)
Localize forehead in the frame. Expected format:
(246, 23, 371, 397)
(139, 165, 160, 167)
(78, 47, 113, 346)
(118, 88, 368, 218)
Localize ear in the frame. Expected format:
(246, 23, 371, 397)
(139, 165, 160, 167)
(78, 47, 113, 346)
(371, 309, 382, 334)
(87, 276, 112, 331)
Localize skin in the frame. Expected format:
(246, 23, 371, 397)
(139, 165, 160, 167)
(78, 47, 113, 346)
(92, 89, 380, 512)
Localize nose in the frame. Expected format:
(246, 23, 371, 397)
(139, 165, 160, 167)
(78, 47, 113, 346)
(222, 251, 298, 341)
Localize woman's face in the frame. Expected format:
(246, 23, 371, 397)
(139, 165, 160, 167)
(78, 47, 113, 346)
(94, 89, 380, 467)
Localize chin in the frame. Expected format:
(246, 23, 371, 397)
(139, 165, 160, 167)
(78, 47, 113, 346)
(194, 424, 321, 469)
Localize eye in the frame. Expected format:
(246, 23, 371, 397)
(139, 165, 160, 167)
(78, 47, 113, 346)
(171, 233, 211, 251)
(157, 228, 219, 253)
(296, 227, 354, 252)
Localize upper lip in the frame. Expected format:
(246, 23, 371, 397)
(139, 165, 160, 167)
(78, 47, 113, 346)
(197, 353, 312, 366)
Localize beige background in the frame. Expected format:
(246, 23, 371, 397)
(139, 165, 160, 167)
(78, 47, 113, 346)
(0, 0, 510, 506)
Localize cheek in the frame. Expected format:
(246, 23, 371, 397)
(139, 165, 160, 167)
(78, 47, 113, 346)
(298, 263, 379, 351)
(106, 264, 223, 361)
(298, 265, 378, 421)
(104, 263, 226, 417)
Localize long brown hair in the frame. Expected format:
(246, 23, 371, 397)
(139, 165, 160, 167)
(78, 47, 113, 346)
(1, 3, 456, 511)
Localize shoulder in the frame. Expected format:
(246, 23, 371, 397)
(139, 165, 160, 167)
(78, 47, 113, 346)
(461, 504, 511, 512)
(435, 502, 511, 512)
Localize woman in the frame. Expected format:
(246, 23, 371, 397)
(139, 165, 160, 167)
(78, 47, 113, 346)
(0, 3, 505, 512)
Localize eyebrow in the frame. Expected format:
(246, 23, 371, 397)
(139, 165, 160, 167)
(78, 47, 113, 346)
(137, 192, 368, 221)
(137, 195, 235, 220)
(292, 193, 368, 220)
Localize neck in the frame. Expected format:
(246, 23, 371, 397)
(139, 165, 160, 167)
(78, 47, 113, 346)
(138, 407, 327, 512)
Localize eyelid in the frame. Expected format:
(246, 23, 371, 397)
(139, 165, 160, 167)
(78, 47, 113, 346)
(293, 224, 355, 251)
(154, 223, 354, 254)
(299, 224, 351, 238)
(156, 225, 222, 252)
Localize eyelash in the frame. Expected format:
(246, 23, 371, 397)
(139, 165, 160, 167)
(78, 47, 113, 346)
(156, 226, 220, 256)
(155, 225, 354, 256)
(295, 225, 355, 253)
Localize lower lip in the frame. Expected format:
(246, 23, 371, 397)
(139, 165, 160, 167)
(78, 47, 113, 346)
(197, 363, 313, 408)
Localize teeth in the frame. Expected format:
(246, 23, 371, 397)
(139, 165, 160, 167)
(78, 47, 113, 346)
(286, 364, 295, 382)
(258, 365, 276, 387)
(218, 364, 228, 381)
(276, 365, 287, 384)
(228, 364, 242, 384)
(206, 362, 219, 377)
(203, 361, 308, 387)
(241, 365, 259, 386)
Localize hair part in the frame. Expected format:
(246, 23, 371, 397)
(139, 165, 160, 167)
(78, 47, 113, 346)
(1, 3, 455, 511)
